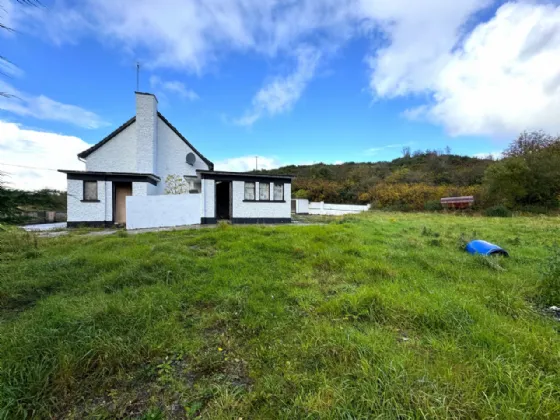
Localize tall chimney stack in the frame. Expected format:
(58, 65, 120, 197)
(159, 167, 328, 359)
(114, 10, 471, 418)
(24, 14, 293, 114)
(135, 92, 158, 173)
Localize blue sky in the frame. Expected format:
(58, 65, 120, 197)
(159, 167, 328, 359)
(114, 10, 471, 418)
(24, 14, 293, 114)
(1, 0, 560, 190)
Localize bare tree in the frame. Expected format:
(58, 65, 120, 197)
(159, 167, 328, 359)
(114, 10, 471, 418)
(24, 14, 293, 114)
(401, 146, 411, 159)
(504, 130, 558, 158)
(1, 1, 41, 97)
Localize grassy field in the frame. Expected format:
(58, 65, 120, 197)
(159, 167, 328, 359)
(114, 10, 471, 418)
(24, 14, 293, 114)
(1, 213, 559, 419)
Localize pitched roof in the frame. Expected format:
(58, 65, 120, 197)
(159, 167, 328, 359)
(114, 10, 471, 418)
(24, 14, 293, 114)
(77, 116, 135, 160)
(77, 113, 214, 170)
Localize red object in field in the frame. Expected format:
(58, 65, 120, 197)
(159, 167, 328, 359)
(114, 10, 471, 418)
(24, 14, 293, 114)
(440, 196, 474, 209)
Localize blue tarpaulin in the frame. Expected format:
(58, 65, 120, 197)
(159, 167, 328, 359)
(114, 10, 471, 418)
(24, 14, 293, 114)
(466, 240, 509, 257)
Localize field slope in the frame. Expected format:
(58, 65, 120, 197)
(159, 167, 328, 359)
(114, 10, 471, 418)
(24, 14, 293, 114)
(1, 213, 559, 419)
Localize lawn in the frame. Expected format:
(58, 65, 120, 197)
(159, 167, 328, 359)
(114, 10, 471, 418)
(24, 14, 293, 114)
(1, 213, 559, 419)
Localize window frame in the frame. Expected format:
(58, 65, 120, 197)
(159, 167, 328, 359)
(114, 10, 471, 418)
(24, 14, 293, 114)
(273, 182, 284, 201)
(244, 181, 256, 201)
(82, 180, 99, 202)
(259, 182, 270, 201)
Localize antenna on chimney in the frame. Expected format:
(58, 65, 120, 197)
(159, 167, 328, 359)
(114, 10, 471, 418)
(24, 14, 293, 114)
(136, 62, 140, 91)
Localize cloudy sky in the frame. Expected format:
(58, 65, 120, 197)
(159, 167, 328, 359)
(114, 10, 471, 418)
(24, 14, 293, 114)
(1, 0, 560, 190)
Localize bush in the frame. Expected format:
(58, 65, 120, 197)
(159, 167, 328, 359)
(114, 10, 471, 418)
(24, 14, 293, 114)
(517, 205, 554, 215)
(370, 183, 480, 211)
(294, 189, 309, 199)
(424, 200, 442, 211)
(484, 205, 512, 218)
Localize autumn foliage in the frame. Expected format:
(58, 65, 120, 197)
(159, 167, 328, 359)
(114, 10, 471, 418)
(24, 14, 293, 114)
(369, 183, 481, 211)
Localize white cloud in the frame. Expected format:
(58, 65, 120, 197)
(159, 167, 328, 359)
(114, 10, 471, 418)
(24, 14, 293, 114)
(236, 47, 321, 125)
(0, 82, 108, 129)
(150, 75, 199, 101)
(402, 2, 560, 136)
(0, 58, 23, 79)
(363, 0, 492, 97)
(214, 155, 282, 172)
(0, 121, 87, 190)
(365, 142, 413, 155)
(13, 0, 560, 136)
(472, 151, 503, 160)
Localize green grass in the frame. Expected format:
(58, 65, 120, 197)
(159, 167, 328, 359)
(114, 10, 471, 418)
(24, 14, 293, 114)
(1, 213, 559, 419)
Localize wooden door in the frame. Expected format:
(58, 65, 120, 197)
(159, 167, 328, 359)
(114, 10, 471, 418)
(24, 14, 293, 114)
(114, 183, 132, 224)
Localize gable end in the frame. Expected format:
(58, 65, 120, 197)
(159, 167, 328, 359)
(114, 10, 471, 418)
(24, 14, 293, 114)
(76, 113, 214, 170)
(77, 117, 136, 159)
(157, 112, 214, 170)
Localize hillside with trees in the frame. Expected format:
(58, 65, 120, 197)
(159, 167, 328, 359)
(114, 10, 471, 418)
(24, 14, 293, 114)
(257, 150, 494, 209)
(257, 131, 560, 212)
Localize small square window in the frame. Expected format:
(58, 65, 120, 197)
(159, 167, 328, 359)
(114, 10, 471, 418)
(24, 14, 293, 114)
(259, 182, 270, 201)
(273, 183, 284, 201)
(244, 182, 255, 200)
(83, 181, 98, 201)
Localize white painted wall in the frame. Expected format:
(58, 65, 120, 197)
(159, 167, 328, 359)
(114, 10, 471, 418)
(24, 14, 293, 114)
(293, 198, 309, 214)
(126, 194, 201, 230)
(308, 202, 370, 215)
(67, 179, 111, 222)
(136, 93, 158, 174)
(201, 178, 215, 218)
(85, 122, 137, 172)
(84, 94, 210, 188)
(232, 180, 291, 219)
(155, 116, 211, 194)
(104, 181, 113, 220)
(133, 182, 149, 196)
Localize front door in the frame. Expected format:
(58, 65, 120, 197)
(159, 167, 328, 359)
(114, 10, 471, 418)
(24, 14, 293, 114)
(215, 181, 231, 220)
(114, 182, 133, 225)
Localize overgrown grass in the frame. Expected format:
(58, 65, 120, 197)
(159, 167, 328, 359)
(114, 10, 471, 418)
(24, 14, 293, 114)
(1, 213, 559, 418)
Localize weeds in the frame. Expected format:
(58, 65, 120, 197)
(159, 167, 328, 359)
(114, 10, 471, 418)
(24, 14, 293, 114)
(538, 245, 560, 306)
(0, 213, 559, 418)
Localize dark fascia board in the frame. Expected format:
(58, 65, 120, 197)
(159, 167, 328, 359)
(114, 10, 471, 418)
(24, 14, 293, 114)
(76, 111, 214, 172)
(197, 170, 293, 183)
(157, 112, 214, 170)
(77, 116, 136, 159)
(58, 170, 160, 186)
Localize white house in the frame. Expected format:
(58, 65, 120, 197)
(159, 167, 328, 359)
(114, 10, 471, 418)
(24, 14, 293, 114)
(59, 92, 292, 228)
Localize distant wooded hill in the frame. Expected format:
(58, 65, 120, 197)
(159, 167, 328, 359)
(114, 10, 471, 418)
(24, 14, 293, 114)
(255, 152, 494, 206)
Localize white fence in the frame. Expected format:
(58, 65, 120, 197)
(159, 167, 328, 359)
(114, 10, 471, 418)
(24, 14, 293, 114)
(292, 198, 309, 214)
(126, 194, 201, 230)
(308, 201, 370, 216)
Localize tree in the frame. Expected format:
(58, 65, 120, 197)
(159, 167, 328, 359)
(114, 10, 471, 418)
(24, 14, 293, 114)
(503, 130, 557, 158)
(484, 131, 560, 208)
(164, 175, 189, 195)
(401, 146, 411, 159)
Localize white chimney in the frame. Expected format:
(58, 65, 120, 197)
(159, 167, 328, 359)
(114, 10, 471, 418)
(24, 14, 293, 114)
(135, 92, 158, 174)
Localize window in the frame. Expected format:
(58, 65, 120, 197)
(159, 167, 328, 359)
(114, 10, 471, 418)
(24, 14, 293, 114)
(259, 182, 270, 201)
(244, 182, 255, 200)
(273, 183, 284, 201)
(83, 181, 98, 201)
